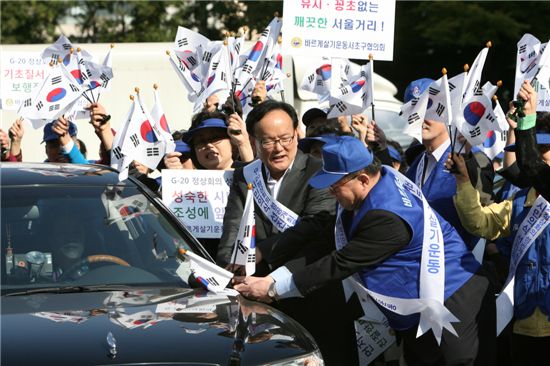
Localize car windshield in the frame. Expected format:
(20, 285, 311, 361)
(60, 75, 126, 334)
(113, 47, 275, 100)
(1, 183, 199, 294)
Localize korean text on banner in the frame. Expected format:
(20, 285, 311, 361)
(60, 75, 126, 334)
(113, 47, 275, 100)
(282, 0, 396, 61)
(162, 169, 234, 239)
(1, 52, 49, 111)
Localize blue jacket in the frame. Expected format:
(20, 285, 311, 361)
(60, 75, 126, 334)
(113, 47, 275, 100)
(64, 143, 89, 164)
(406, 146, 479, 249)
(352, 168, 480, 330)
(497, 188, 550, 319)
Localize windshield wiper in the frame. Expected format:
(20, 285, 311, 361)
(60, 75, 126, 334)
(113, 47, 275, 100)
(3, 284, 135, 297)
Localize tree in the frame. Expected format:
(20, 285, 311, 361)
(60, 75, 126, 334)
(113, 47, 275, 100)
(0, 1, 72, 44)
(374, 1, 550, 104)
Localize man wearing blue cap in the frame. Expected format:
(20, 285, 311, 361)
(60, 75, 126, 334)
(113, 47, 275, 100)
(448, 82, 550, 364)
(235, 135, 495, 365)
(43, 117, 87, 164)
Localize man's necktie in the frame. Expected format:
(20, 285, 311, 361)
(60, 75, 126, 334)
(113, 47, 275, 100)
(420, 153, 430, 188)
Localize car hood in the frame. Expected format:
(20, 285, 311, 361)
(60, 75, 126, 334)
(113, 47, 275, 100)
(1, 287, 318, 365)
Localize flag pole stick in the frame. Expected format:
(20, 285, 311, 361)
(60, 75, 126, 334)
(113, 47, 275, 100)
(456, 140, 466, 155)
(96, 44, 114, 104)
(369, 54, 375, 122)
(76, 48, 97, 105)
(279, 72, 291, 103)
(442, 67, 453, 152)
(451, 64, 470, 152)
(229, 183, 253, 272)
(223, 36, 237, 114)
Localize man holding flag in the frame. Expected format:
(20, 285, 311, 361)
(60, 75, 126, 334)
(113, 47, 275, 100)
(217, 100, 356, 364)
(235, 136, 495, 365)
(403, 77, 487, 249)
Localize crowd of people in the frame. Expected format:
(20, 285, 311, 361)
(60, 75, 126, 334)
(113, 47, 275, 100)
(1, 75, 549, 366)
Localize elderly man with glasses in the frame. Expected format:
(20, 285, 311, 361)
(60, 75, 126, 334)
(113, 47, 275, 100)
(217, 100, 356, 365)
(235, 136, 496, 366)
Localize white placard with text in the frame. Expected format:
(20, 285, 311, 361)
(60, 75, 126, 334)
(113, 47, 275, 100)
(282, 0, 396, 61)
(162, 169, 234, 239)
(1, 52, 49, 110)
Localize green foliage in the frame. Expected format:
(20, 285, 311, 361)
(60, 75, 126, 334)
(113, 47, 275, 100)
(0, 1, 72, 44)
(374, 1, 550, 103)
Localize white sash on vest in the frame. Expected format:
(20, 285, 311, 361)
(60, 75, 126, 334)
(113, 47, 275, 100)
(338, 216, 396, 364)
(496, 194, 550, 335)
(336, 167, 459, 346)
(243, 159, 298, 232)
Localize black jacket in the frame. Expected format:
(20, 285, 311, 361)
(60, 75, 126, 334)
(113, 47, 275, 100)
(516, 127, 550, 201)
(216, 150, 336, 266)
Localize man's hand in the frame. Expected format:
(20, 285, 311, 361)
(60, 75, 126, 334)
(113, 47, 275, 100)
(227, 113, 248, 141)
(164, 152, 185, 169)
(225, 263, 246, 276)
(87, 103, 110, 130)
(0, 128, 10, 158)
(505, 101, 518, 130)
(52, 116, 72, 146)
(337, 116, 353, 133)
(518, 80, 537, 117)
(455, 133, 472, 154)
(251, 80, 267, 105)
(87, 103, 114, 150)
(204, 93, 220, 112)
(234, 276, 274, 303)
(132, 160, 150, 175)
(366, 120, 387, 149)
(445, 152, 469, 183)
(8, 118, 24, 157)
(351, 114, 368, 143)
(8, 118, 24, 144)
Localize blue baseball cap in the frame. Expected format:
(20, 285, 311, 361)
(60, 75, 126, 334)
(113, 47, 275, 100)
(309, 136, 374, 189)
(42, 121, 78, 143)
(387, 145, 401, 162)
(175, 140, 191, 154)
(298, 134, 338, 153)
(182, 118, 227, 143)
(504, 132, 550, 152)
(403, 78, 434, 103)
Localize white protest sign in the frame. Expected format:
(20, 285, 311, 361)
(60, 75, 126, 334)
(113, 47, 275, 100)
(534, 80, 550, 111)
(282, 0, 396, 61)
(0, 52, 48, 110)
(162, 169, 233, 238)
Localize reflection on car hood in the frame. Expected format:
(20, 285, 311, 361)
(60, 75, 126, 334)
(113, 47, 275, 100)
(1, 287, 317, 365)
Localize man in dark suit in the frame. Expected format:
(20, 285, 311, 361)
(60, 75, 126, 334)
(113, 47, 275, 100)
(217, 100, 357, 365)
(217, 100, 335, 267)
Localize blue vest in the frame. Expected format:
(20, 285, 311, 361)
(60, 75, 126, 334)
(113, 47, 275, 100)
(351, 167, 480, 330)
(498, 189, 550, 319)
(406, 146, 479, 249)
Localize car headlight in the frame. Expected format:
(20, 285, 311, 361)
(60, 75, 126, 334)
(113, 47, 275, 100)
(264, 350, 324, 366)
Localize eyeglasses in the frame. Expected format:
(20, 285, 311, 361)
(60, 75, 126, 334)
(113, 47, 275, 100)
(258, 134, 295, 149)
(194, 135, 227, 151)
(329, 172, 360, 193)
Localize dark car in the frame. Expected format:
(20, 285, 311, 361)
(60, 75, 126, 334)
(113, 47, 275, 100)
(1, 162, 323, 366)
